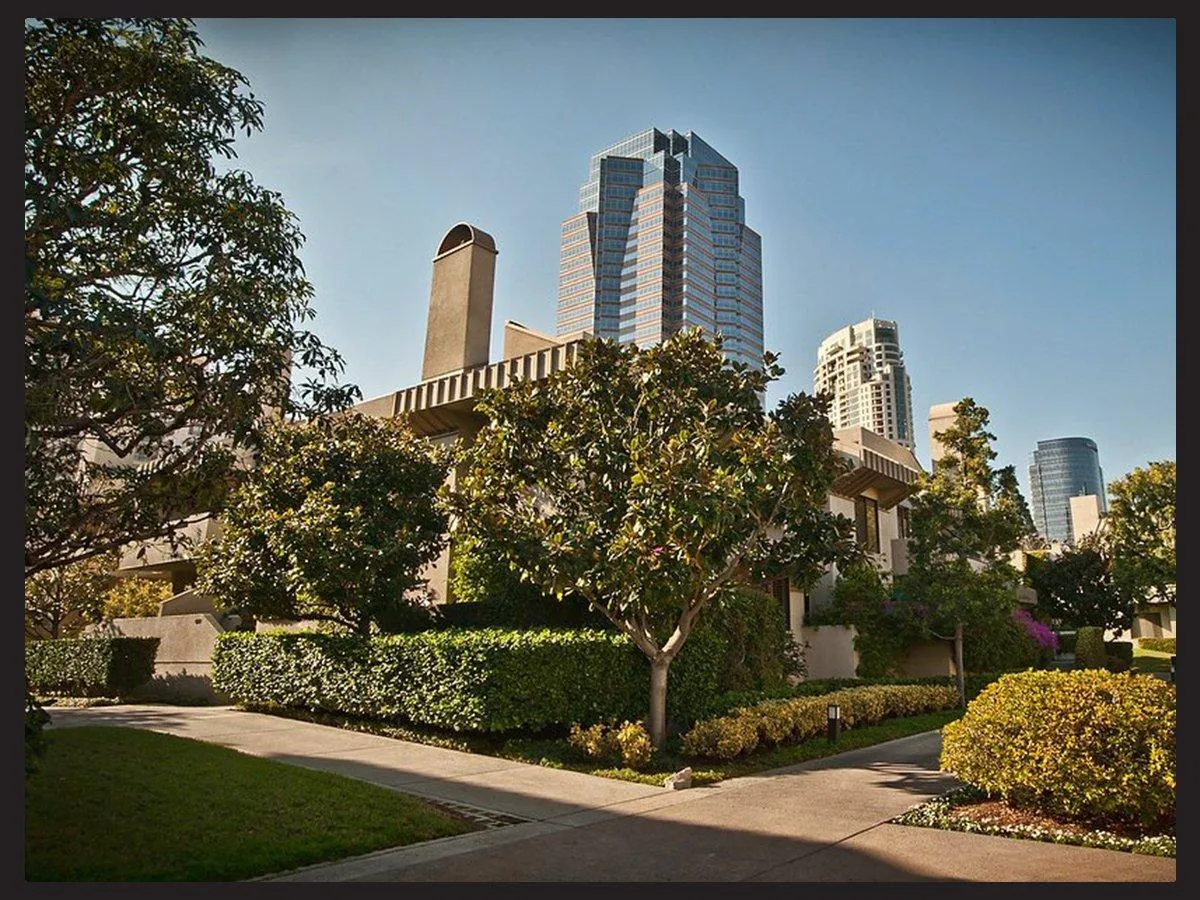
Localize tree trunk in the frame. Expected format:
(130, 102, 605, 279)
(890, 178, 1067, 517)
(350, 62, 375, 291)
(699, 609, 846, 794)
(953, 621, 966, 708)
(648, 658, 670, 750)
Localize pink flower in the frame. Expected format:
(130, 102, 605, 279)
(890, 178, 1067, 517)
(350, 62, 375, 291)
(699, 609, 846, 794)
(651, 546, 664, 557)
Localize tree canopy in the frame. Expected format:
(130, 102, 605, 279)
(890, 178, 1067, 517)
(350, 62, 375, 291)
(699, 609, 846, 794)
(1026, 539, 1132, 634)
(899, 397, 1033, 702)
(25, 18, 359, 579)
(195, 413, 450, 636)
(451, 329, 858, 747)
(1103, 460, 1176, 608)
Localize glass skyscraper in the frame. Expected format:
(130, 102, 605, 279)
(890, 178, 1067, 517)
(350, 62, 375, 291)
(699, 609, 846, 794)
(1028, 437, 1107, 545)
(556, 127, 764, 370)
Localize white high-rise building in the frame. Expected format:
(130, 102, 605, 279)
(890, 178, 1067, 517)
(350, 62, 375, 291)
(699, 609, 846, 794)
(813, 318, 914, 450)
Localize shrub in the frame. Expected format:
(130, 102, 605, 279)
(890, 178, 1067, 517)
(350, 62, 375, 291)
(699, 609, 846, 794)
(1139, 638, 1175, 654)
(680, 683, 961, 760)
(940, 670, 1175, 828)
(25, 686, 51, 777)
(566, 720, 654, 770)
(1105, 640, 1134, 673)
(25, 637, 159, 698)
(212, 628, 727, 734)
(1073, 626, 1107, 669)
(1055, 631, 1077, 655)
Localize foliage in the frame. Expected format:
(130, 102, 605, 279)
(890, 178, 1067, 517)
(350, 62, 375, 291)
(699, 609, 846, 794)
(680, 683, 961, 759)
(896, 398, 1031, 702)
(940, 670, 1175, 829)
(567, 720, 655, 770)
(1011, 609, 1058, 656)
(25, 18, 360, 580)
(446, 531, 603, 628)
(805, 560, 923, 677)
(1073, 626, 1107, 669)
(24, 553, 116, 638)
(1105, 640, 1134, 672)
(25, 686, 52, 777)
(195, 413, 449, 636)
(1103, 461, 1176, 608)
(1026, 541, 1132, 634)
(1139, 638, 1175, 654)
(102, 576, 174, 620)
(702, 585, 805, 691)
(26, 636, 159, 697)
(450, 329, 857, 747)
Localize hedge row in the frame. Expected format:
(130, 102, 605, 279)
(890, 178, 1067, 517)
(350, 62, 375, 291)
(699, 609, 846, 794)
(1139, 638, 1176, 654)
(212, 628, 725, 733)
(941, 670, 1175, 828)
(680, 683, 961, 759)
(25, 637, 159, 698)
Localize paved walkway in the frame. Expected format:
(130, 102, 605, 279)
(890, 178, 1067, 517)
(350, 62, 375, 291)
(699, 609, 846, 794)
(44, 704, 1176, 882)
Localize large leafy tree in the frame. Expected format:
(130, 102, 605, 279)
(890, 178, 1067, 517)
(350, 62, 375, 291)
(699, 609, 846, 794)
(1103, 460, 1176, 608)
(25, 18, 359, 579)
(899, 398, 1030, 704)
(1026, 539, 1132, 634)
(451, 330, 857, 748)
(194, 413, 450, 636)
(24, 553, 116, 638)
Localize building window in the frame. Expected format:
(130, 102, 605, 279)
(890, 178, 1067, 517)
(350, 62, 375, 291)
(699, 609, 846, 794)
(897, 505, 911, 539)
(855, 496, 880, 553)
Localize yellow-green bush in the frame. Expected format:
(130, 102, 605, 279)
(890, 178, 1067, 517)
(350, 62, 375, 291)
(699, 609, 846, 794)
(940, 669, 1175, 828)
(680, 683, 960, 759)
(568, 719, 654, 770)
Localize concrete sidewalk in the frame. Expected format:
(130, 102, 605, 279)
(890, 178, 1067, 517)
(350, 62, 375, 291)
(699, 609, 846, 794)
(44, 704, 1176, 882)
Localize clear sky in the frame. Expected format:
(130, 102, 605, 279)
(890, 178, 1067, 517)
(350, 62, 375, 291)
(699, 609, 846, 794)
(193, 17, 1176, 502)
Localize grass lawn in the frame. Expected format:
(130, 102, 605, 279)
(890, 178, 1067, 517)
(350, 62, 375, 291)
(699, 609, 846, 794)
(253, 706, 966, 787)
(25, 726, 480, 882)
(1131, 647, 1174, 675)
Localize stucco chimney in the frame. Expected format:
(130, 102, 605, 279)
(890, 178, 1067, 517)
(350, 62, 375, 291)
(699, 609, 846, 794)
(421, 222, 497, 381)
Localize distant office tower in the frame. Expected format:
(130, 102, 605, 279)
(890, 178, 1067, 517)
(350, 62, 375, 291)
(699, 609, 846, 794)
(1028, 437, 1107, 545)
(813, 318, 915, 449)
(556, 127, 764, 370)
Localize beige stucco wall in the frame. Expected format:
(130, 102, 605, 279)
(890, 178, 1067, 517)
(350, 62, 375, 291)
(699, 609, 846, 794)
(104, 613, 228, 702)
(422, 231, 496, 381)
(894, 639, 955, 677)
(800, 625, 859, 680)
(1070, 494, 1104, 544)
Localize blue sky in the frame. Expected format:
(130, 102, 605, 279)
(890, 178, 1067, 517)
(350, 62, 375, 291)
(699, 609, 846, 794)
(193, 17, 1176, 501)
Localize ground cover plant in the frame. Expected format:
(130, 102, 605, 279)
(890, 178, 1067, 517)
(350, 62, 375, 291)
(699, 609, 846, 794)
(25, 726, 479, 881)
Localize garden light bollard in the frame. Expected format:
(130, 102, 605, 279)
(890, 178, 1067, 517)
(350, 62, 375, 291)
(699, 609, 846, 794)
(1171, 655, 1176, 683)
(827, 703, 841, 743)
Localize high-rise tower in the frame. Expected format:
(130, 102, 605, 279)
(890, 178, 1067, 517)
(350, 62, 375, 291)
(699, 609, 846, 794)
(813, 318, 915, 449)
(1028, 437, 1107, 545)
(556, 127, 764, 370)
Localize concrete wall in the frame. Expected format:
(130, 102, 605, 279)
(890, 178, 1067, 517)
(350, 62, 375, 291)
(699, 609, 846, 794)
(107, 614, 228, 703)
(800, 625, 859, 680)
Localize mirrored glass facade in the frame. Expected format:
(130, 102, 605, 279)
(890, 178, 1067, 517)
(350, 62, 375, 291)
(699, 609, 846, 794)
(556, 128, 764, 370)
(1028, 437, 1107, 545)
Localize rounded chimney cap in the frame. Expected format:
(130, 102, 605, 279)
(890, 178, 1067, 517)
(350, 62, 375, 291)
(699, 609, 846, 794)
(435, 222, 497, 259)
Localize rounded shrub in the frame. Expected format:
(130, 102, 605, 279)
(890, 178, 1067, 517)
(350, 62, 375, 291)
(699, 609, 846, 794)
(940, 669, 1175, 829)
(1073, 626, 1107, 669)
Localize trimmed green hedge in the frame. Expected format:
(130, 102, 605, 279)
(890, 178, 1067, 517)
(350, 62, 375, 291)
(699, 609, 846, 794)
(25, 637, 159, 698)
(1140, 638, 1176, 654)
(212, 628, 726, 733)
(941, 670, 1175, 828)
(1074, 626, 1107, 669)
(1056, 631, 1077, 654)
